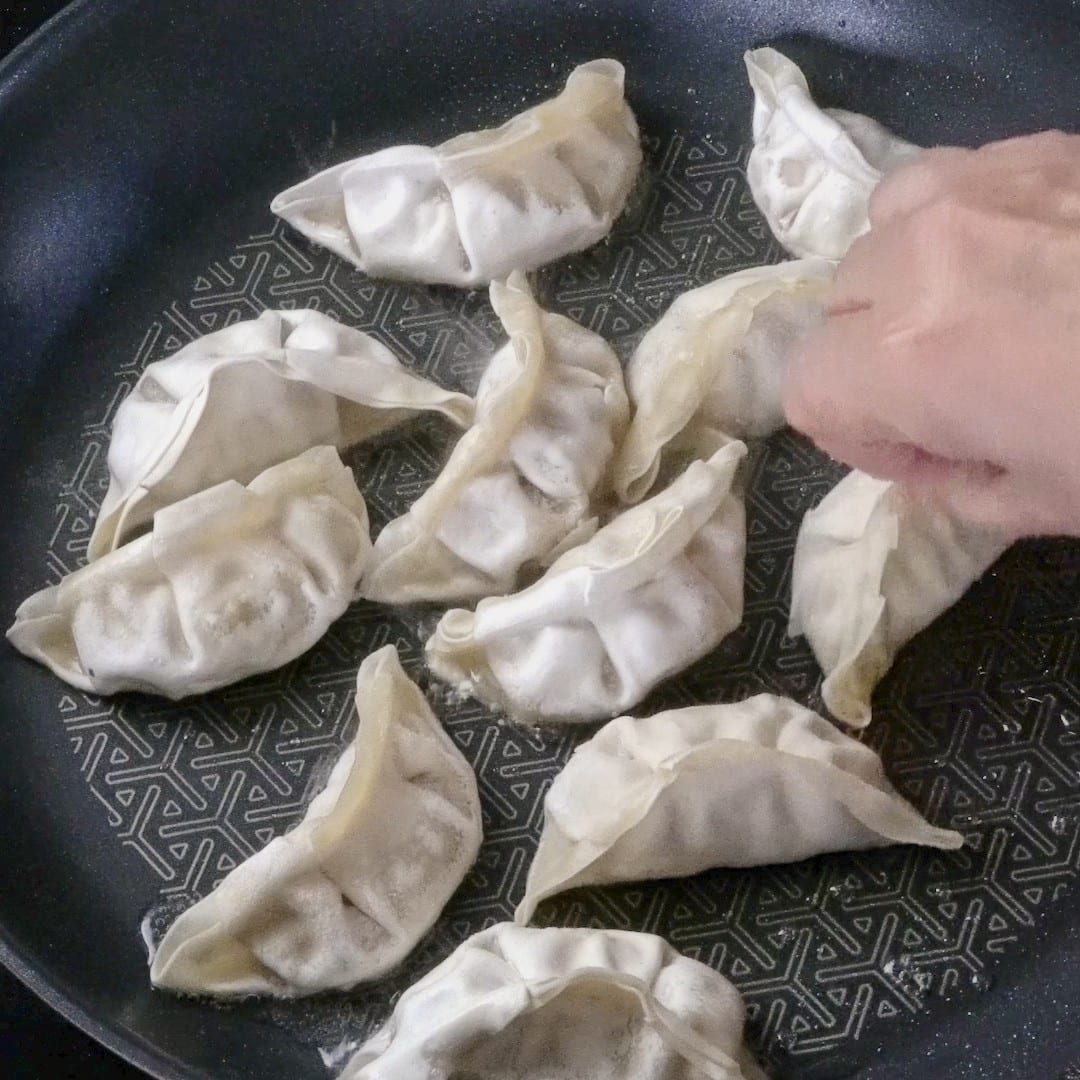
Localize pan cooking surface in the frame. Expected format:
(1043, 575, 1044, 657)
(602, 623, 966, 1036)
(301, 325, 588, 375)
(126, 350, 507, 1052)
(1, 2, 1078, 1077)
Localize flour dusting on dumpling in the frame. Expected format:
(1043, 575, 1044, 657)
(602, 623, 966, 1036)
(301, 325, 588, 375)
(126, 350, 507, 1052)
(426, 441, 746, 724)
(272, 60, 641, 286)
(149, 645, 482, 997)
(516, 694, 963, 923)
(8, 447, 371, 698)
(341, 924, 765, 1079)
(362, 272, 629, 605)
(789, 471, 1010, 727)
(90, 309, 471, 558)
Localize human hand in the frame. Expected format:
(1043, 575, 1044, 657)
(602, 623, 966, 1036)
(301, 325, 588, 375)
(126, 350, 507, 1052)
(784, 130, 1080, 538)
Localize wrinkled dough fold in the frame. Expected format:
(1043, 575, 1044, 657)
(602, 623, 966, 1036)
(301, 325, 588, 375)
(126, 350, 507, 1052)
(426, 441, 746, 723)
(745, 47, 919, 259)
(342, 923, 764, 1079)
(789, 470, 1010, 727)
(90, 308, 471, 558)
(271, 60, 641, 286)
(363, 271, 628, 604)
(149, 645, 481, 996)
(516, 694, 963, 923)
(615, 257, 832, 503)
(8, 447, 372, 698)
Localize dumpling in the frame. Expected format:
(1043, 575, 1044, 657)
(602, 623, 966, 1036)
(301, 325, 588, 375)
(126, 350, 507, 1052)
(515, 695, 962, 923)
(426, 441, 746, 724)
(149, 645, 482, 997)
(8, 447, 371, 699)
(362, 272, 629, 604)
(614, 258, 833, 503)
(789, 470, 1010, 728)
(271, 60, 641, 287)
(89, 308, 472, 558)
(745, 47, 919, 259)
(341, 923, 765, 1080)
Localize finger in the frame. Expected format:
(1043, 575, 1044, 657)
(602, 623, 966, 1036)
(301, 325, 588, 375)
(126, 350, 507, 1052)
(917, 468, 1073, 540)
(917, 475, 1031, 537)
(851, 444, 1003, 487)
(785, 304, 996, 469)
(975, 129, 1080, 169)
(826, 204, 965, 322)
(870, 132, 1080, 233)
(866, 134, 1070, 230)
(818, 439, 958, 483)
(784, 307, 917, 453)
(975, 165, 1080, 226)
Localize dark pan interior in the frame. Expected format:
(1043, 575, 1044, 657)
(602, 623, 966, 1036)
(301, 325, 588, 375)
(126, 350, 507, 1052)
(1, 1, 1079, 1077)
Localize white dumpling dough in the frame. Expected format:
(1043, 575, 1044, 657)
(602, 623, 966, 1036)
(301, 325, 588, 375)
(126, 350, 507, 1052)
(789, 470, 1010, 728)
(149, 645, 481, 996)
(8, 447, 371, 699)
(271, 60, 641, 286)
(426, 441, 746, 724)
(362, 272, 629, 604)
(516, 694, 962, 923)
(745, 47, 919, 259)
(90, 308, 471, 559)
(614, 258, 833, 503)
(341, 923, 765, 1080)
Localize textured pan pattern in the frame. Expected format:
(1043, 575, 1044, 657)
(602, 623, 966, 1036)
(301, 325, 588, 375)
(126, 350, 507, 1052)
(40, 129, 1080, 1069)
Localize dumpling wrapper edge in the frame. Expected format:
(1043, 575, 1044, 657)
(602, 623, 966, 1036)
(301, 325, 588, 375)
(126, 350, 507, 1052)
(89, 308, 472, 559)
(149, 644, 482, 997)
(515, 694, 963, 925)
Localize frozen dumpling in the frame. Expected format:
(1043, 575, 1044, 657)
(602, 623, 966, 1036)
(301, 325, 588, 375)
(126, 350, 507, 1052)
(149, 645, 482, 997)
(341, 923, 765, 1079)
(789, 470, 1010, 728)
(745, 47, 919, 259)
(90, 308, 471, 558)
(516, 694, 962, 923)
(362, 272, 629, 604)
(614, 258, 833, 503)
(271, 60, 641, 287)
(8, 447, 371, 699)
(426, 441, 746, 724)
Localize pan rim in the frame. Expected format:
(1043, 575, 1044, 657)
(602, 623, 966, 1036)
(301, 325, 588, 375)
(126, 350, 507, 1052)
(0, 0, 96, 92)
(0, 923, 198, 1080)
(0, 13, 191, 1078)
(2, 2, 1079, 1077)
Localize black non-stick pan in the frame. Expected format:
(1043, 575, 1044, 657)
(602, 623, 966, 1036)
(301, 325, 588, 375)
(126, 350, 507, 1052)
(2, 1, 1079, 1077)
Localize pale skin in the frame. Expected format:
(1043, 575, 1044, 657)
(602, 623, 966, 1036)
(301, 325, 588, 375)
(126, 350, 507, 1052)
(784, 130, 1080, 539)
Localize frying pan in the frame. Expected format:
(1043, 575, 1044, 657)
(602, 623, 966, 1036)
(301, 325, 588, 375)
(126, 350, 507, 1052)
(2, 1, 1079, 1077)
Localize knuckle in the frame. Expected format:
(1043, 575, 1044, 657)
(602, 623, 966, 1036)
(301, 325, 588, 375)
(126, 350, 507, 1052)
(868, 147, 968, 226)
(1023, 128, 1074, 155)
(980, 129, 1078, 170)
(867, 160, 930, 223)
(909, 191, 983, 254)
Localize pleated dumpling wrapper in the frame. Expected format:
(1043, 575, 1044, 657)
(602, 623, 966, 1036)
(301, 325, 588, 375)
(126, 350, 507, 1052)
(89, 308, 472, 559)
(614, 257, 833, 503)
(271, 60, 641, 287)
(516, 695, 962, 924)
(789, 470, 1010, 728)
(362, 272, 629, 604)
(149, 645, 482, 997)
(341, 923, 766, 1080)
(745, 47, 919, 260)
(8, 447, 371, 699)
(426, 440, 747, 724)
